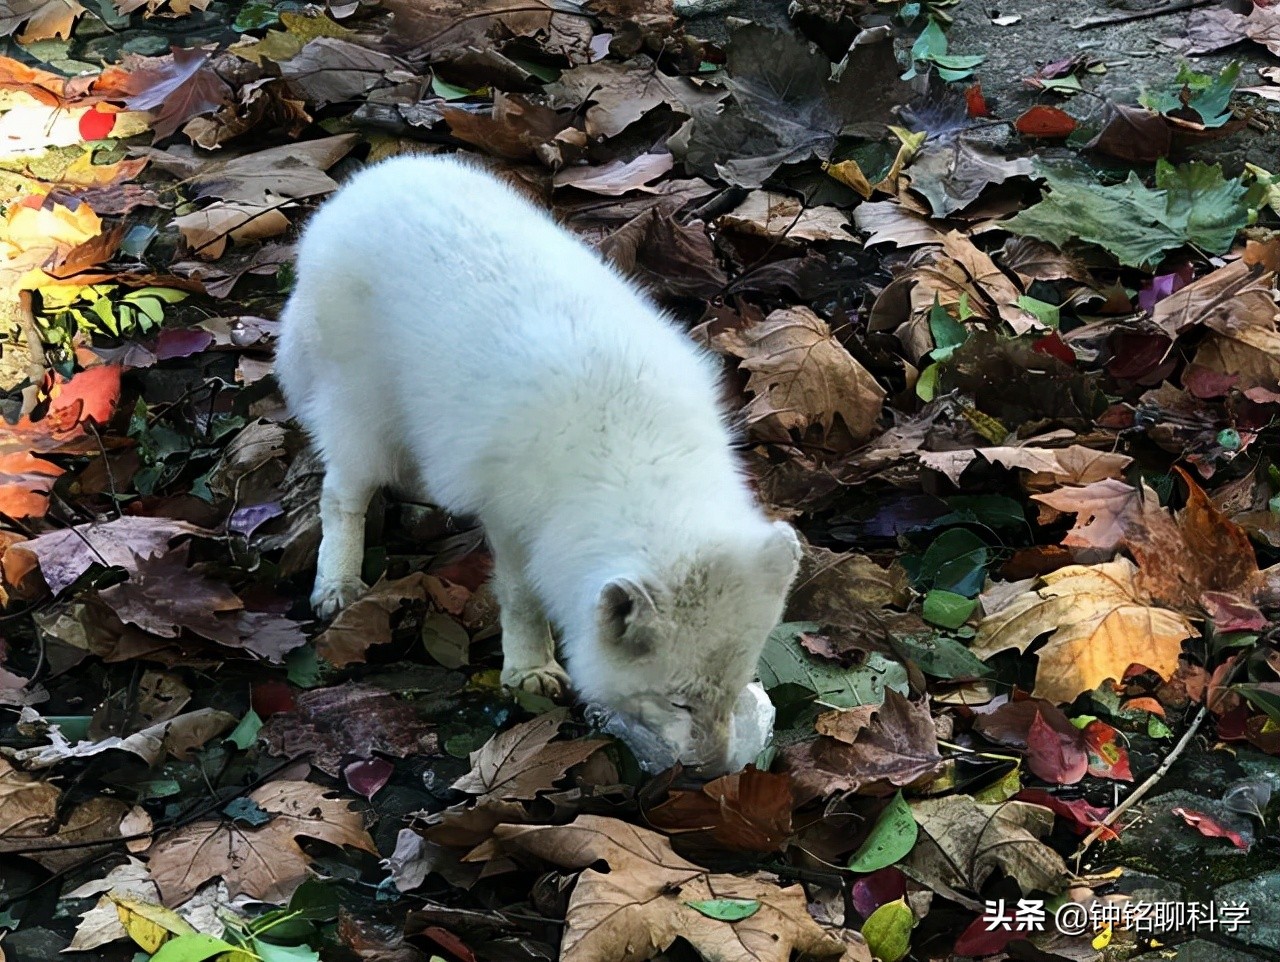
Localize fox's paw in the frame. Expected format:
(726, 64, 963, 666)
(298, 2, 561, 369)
(501, 662, 571, 701)
(311, 578, 367, 619)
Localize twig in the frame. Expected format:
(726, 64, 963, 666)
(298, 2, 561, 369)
(15, 291, 47, 414)
(1074, 0, 1211, 30)
(1072, 705, 1208, 861)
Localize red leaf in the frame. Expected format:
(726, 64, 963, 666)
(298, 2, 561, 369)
(965, 83, 990, 118)
(953, 914, 1023, 955)
(252, 680, 297, 718)
(1171, 806, 1249, 850)
(1031, 332, 1075, 365)
(1026, 710, 1088, 784)
(1016, 788, 1116, 839)
(1080, 719, 1132, 781)
(50, 363, 121, 428)
(851, 866, 906, 918)
(1015, 105, 1077, 138)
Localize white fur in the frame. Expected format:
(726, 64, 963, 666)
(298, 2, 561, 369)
(275, 155, 801, 773)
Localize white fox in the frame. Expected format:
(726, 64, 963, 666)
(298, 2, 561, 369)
(275, 156, 801, 773)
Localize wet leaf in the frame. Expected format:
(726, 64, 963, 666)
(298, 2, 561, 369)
(848, 792, 918, 872)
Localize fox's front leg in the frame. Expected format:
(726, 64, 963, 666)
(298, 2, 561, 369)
(311, 469, 374, 618)
(490, 540, 570, 699)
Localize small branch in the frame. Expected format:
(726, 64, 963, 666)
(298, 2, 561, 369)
(1072, 705, 1207, 861)
(1073, 0, 1212, 30)
(16, 291, 47, 414)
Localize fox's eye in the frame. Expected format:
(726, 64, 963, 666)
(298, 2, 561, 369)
(671, 700, 693, 713)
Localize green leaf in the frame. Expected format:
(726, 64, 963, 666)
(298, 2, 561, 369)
(150, 933, 249, 962)
(892, 631, 993, 679)
(683, 898, 762, 921)
(921, 590, 978, 630)
(234, 0, 280, 31)
(928, 296, 967, 361)
(758, 623, 910, 709)
(1005, 161, 1255, 268)
(1016, 294, 1060, 328)
(253, 939, 321, 962)
(122, 286, 188, 304)
(431, 76, 485, 100)
(1235, 684, 1280, 726)
(421, 611, 470, 669)
(1156, 159, 1262, 255)
(226, 709, 262, 750)
(915, 361, 940, 401)
(848, 792, 918, 872)
(862, 898, 913, 962)
(1141, 61, 1238, 128)
(916, 528, 988, 596)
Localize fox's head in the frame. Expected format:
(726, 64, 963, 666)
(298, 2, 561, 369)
(571, 520, 801, 775)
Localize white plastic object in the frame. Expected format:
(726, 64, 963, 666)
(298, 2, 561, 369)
(588, 681, 775, 775)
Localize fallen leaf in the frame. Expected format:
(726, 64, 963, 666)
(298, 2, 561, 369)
(451, 709, 606, 800)
(784, 690, 943, 801)
(173, 200, 292, 260)
(280, 37, 406, 109)
(903, 795, 1067, 902)
(314, 573, 430, 666)
(553, 153, 674, 195)
(466, 815, 845, 962)
(1, 0, 86, 41)
(646, 767, 794, 852)
(719, 192, 852, 243)
(970, 559, 1195, 703)
(122, 46, 233, 142)
(147, 780, 377, 903)
(694, 306, 885, 447)
(1171, 806, 1249, 850)
(7, 515, 209, 595)
(260, 681, 439, 776)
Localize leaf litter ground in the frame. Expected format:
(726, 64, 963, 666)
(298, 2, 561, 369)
(3, 2, 1280, 961)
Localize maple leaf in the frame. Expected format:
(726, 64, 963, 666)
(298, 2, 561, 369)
(466, 814, 846, 962)
(314, 573, 431, 666)
(451, 708, 606, 801)
(7, 515, 209, 595)
(646, 767, 795, 853)
(970, 558, 1195, 704)
(0, 757, 59, 837)
(147, 780, 377, 903)
(261, 682, 439, 777)
(1, 0, 86, 41)
(122, 46, 232, 142)
(695, 305, 885, 447)
(1032, 478, 1142, 551)
(783, 690, 944, 802)
(903, 795, 1068, 901)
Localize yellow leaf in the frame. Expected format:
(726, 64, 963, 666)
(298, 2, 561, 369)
(970, 559, 1195, 704)
(4, 199, 101, 251)
(230, 10, 355, 63)
(109, 893, 194, 953)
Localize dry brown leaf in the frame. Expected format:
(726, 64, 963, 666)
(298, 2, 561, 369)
(812, 704, 879, 744)
(6, 516, 209, 595)
(174, 201, 292, 260)
(853, 200, 945, 249)
(11, 707, 236, 769)
(546, 57, 714, 139)
(904, 795, 1067, 905)
(279, 37, 405, 109)
(1, 0, 86, 41)
(720, 192, 853, 242)
(597, 208, 727, 300)
(783, 690, 943, 802)
(786, 543, 909, 623)
(0, 757, 59, 838)
(1152, 260, 1278, 340)
(971, 559, 1195, 703)
(260, 682, 438, 777)
(451, 708, 606, 800)
(921, 444, 1132, 489)
(1032, 478, 1141, 550)
(939, 231, 1039, 333)
(147, 780, 377, 903)
(0, 793, 130, 874)
(314, 573, 430, 666)
(553, 153, 674, 195)
(645, 768, 794, 853)
(1123, 468, 1262, 610)
(466, 815, 845, 962)
(696, 306, 885, 446)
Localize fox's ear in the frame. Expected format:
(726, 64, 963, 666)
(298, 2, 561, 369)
(762, 521, 803, 585)
(597, 577, 657, 649)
